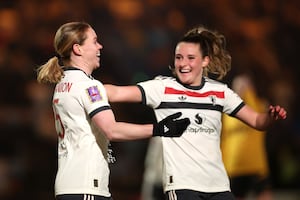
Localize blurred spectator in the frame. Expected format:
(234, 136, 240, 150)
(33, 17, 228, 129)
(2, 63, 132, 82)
(141, 137, 164, 200)
(266, 73, 300, 190)
(221, 74, 273, 200)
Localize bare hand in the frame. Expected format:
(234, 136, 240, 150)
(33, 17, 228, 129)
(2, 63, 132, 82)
(269, 105, 287, 120)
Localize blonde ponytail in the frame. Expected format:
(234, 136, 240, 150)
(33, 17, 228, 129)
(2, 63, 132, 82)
(37, 56, 64, 84)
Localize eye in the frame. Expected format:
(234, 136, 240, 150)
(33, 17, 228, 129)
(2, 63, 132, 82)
(188, 56, 195, 60)
(93, 38, 98, 44)
(175, 55, 182, 60)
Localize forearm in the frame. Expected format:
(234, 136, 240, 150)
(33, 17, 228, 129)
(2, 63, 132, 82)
(256, 105, 287, 130)
(236, 105, 287, 131)
(109, 122, 153, 141)
(103, 84, 118, 102)
(93, 111, 190, 141)
(255, 112, 272, 131)
(104, 84, 142, 102)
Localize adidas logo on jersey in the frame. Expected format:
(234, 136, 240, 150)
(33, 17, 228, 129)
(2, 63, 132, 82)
(164, 125, 169, 133)
(178, 95, 187, 101)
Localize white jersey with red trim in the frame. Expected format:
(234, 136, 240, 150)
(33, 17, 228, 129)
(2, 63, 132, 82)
(52, 68, 111, 197)
(138, 76, 244, 193)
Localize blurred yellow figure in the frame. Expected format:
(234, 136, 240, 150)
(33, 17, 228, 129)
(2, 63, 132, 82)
(221, 74, 272, 200)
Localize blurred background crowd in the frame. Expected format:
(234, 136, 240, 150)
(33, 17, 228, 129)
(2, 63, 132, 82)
(0, 0, 299, 199)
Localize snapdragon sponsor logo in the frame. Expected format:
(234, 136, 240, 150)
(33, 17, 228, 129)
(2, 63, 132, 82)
(195, 113, 203, 124)
(188, 113, 215, 135)
(188, 126, 215, 134)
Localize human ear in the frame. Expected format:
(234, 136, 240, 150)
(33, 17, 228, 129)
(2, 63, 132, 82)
(202, 56, 210, 67)
(72, 44, 82, 56)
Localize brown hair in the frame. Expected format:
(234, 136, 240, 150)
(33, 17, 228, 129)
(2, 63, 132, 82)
(178, 25, 231, 80)
(37, 22, 91, 84)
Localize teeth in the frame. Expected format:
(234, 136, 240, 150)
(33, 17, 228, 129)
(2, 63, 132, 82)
(180, 68, 190, 73)
(97, 52, 101, 57)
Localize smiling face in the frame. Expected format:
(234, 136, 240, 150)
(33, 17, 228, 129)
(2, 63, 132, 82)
(79, 27, 103, 71)
(174, 42, 209, 86)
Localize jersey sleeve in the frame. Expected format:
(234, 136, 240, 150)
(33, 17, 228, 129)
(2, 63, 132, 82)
(80, 80, 111, 118)
(137, 77, 165, 109)
(223, 84, 245, 116)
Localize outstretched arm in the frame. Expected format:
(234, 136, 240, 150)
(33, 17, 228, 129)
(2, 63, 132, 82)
(235, 104, 287, 131)
(92, 109, 190, 141)
(104, 84, 142, 103)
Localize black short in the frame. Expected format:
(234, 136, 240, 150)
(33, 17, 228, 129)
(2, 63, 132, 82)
(165, 189, 235, 200)
(56, 194, 113, 200)
(230, 175, 271, 198)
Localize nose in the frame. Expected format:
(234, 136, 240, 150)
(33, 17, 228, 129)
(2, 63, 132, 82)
(98, 42, 103, 49)
(178, 58, 188, 67)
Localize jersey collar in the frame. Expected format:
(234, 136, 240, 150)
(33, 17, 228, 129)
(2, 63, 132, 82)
(63, 66, 94, 80)
(176, 76, 206, 90)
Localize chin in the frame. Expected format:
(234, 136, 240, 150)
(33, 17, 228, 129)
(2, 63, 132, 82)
(93, 65, 100, 70)
(178, 79, 191, 85)
(178, 76, 190, 83)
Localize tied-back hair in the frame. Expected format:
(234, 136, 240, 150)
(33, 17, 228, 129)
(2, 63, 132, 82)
(179, 25, 231, 80)
(36, 21, 91, 84)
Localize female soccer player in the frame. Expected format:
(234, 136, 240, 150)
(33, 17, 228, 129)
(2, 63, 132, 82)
(36, 21, 190, 200)
(104, 25, 287, 200)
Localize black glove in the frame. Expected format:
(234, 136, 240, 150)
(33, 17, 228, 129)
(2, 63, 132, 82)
(153, 112, 190, 137)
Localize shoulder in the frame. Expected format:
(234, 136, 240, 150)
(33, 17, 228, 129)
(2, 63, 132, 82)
(204, 77, 226, 86)
(71, 75, 105, 95)
(138, 75, 177, 94)
(139, 75, 175, 86)
(153, 75, 176, 81)
(204, 77, 230, 89)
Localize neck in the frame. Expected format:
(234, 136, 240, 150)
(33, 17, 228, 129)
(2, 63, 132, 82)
(69, 61, 92, 75)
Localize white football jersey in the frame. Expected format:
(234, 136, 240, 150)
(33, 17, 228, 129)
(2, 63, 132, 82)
(53, 68, 111, 197)
(138, 76, 245, 193)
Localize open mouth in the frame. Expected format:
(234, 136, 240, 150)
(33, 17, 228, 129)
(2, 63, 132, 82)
(179, 68, 191, 73)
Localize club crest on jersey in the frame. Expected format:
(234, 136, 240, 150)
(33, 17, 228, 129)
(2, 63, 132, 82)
(87, 86, 102, 102)
(209, 95, 216, 106)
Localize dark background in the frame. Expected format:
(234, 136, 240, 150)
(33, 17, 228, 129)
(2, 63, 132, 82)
(0, 0, 299, 199)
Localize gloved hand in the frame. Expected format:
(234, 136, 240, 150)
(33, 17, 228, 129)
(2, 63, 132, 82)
(153, 112, 190, 137)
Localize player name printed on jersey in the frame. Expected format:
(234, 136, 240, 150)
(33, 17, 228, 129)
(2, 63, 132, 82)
(55, 82, 73, 93)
